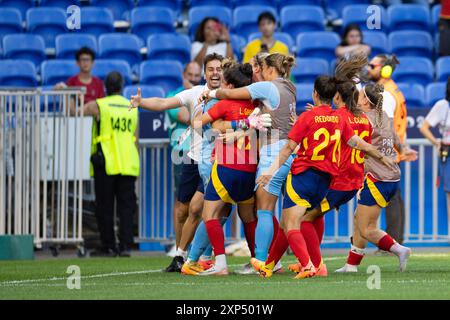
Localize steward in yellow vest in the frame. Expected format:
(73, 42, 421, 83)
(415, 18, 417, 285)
(72, 71, 139, 257)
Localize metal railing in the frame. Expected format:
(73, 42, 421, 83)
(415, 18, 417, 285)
(137, 138, 450, 246)
(0, 88, 91, 251)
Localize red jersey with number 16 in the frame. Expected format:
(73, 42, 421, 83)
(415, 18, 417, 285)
(288, 104, 355, 176)
(330, 106, 373, 191)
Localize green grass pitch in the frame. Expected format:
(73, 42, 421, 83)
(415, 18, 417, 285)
(1, 253, 450, 300)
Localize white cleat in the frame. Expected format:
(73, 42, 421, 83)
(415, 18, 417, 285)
(397, 246, 412, 272)
(273, 260, 284, 274)
(198, 264, 229, 276)
(335, 264, 358, 273)
(234, 262, 257, 275)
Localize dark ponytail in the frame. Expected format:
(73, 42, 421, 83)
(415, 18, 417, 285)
(364, 83, 384, 128)
(336, 81, 362, 116)
(222, 59, 253, 88)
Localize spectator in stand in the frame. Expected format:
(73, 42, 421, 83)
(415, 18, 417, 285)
(164, 61, 202, 257)
(335, 24, 371, 60)
(243, 11, 289, 63)
(55, 47, 105, 103)
(439, 0, 450, 56)
(191, 17, 234, 66)
(420, 78, 450, 228)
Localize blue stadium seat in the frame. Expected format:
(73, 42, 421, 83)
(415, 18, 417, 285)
(92, 59, 132, 85)
(296, 32, 340, 63)
(27, 7, 67, 48)
(90, 0, 134, 21)
(396, 83, 425, 108)
(248, 32, 294, 49)
(280, 0, 322, 6)
(99, 33, 142, 69)
(139, 60, 183, 93)
(0, 0, 34, 19)
(230, 33, 246, 61)
(388, 4, 430, 32)
(436, 57, 450, 82)
(292, 58, 329, 83)
(55, 34, 98, 59)
(136, 0, 182, 13)
(362, 32, 388, 57)
(342, 5, 389, 32)
(233, 5, 278, 39)
(123, 85, 166, 100)
(2, 34, 46, 67)
(432, 4, 441, 33)
(389, 31, 434, 58)
(295, 83, 314, 113)
(39, 0, 81, 8)
(147, 33, 191, 65)
(426, 82, 446, 107)
(281, 6, 325, 39)
(325, 0, 371, 19)
(131, 7, 175, 43)
(79, 7, 114, 37)
(232, 0, 277, 8)
(0, 60, 37, 87)
(41, 60, 79, 85)
(392, 57, 433, 86)
(188, 6, 232, 38)
(191, 0, 232, 8)
(0, 8, 23, 40)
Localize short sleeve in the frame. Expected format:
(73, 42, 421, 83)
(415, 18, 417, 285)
(175, 88, 194, 107)
(288, 113, 309, 143)
(191, 42, 203, 60)
(425, 100, 449, 127)
(382, 91, 396, 118)
(246, 81, 280, 110)
(207, 100, 227, 121)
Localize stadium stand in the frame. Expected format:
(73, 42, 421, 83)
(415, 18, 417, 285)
(233, 0, 277, 8)
(397, 83, 426, 108)
(362, 31, 389, 57)
(78, 7, 114, 38)
(40, 0, 81, 8)
(325, 0, 371, 19)
(232, 5, 278, 39)
(389, 31, 434, 59)
(388, 4, 431, 32)
(55, 34, 98, 59)
(188, 5, 232, 39)
(0, 8, 23, 40)
(90, 0, 134, 21)
(295, 83, 314, 114)
(230, 33, 246, 61)
(190, 0, 233, 8)
(436, 57, 450, 82)
(426, 82, 447, 107)
(123, 85, 166, 100)
(292, 58, 329, 83)
(280, 5, 326, 38)
(139, 60, 183, 93)
(0, 0, 34, 19)
(131, 7, 176, 44)
(2, 34, 46, 68)
(281, 0, 322, 6)
(247, 32, 294, 50)
(147, 33, 191, 65)
(0, 60, 37, 87)
(392, 57, 434, 86)
(296, 32, 341, 63)
(92, 59, 132, 85)
(26, 7, 67, 48)
(98, 33, 142, 69)
(40, 60, 79, 86)
(136, 0, 182, 14)
(342, 5, 389, 32)
(432, 4, 441, 34)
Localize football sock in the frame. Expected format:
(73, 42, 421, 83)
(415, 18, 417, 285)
(301, 221, 322, 268)
(255, 210, 274, 261)
(243, 219, 257, 258)
(377, 234, 395, 252)
(205, 219, 225, 256)
(266, 229, 289, 266)
(287, 230, 310, 267)
(347, 245, 365, 266)
(313, 216, 325, 243)
(268, 215, 280, 252)
(188, 218, 227, 262)
(176, 248, 187, 260)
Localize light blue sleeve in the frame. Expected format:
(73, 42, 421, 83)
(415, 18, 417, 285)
(246, 81, 280, 110)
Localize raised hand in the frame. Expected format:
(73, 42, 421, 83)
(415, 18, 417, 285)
(248, 108, 272, 130)
(129, 87, 141, 111)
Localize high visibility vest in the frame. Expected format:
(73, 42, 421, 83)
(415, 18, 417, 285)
(90, 95, 139, 177)
(384, 79, 407, 143)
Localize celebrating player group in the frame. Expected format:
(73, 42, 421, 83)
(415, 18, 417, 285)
(129, 51, 418, 279)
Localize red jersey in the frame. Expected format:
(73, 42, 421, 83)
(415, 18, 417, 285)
(330, 106, 373, 191)
(207, 99, 257, 173)
(66, 75, 105, 103)
(289, 104, 355, 177)
(441, 0, 450, 19)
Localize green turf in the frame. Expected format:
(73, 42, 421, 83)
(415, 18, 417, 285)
(1, 253, 450, 299)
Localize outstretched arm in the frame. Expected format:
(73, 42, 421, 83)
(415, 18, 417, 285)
(347, 135, 397, 169)
(129, 87, 181, 111)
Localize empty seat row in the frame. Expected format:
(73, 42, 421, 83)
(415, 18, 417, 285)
(0, 59, 184, 93)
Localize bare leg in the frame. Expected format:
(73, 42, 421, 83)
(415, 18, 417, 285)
(174, 200, 189, 248)
(178, 191, 204, 251)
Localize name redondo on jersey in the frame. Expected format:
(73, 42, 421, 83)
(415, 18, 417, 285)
(314, 115, 339, 123)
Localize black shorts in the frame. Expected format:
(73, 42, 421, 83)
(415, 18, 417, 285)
(176, 161, 204, 203)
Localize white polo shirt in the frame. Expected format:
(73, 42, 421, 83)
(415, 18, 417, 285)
(425, 99, 450, 144)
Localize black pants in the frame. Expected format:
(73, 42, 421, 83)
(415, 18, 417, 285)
(94, 165, 137, 251)
(385, 188, 405, 244)
(439, 18, 450, 57)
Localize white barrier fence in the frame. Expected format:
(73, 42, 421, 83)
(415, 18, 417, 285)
(0, 88, 91, 253)
(137, 139, 450, 245)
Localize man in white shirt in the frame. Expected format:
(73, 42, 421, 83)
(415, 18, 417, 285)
(130, 53, 224, 272)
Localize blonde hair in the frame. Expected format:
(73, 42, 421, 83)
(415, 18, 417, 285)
(264, 53, 295, 79)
